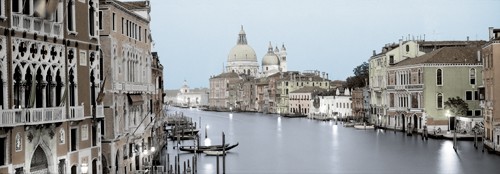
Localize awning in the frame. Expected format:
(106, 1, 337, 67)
(128, 94, 144, 106)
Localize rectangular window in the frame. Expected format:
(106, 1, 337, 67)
(139, 26, 142, 41)
(411, 93, 418, 108)
(145, 29, 148, 43)
(389, 93, 394, 107)
(98, 11, 103, 30)
(389, 55, 394, 65)
(123, 145, 128, 159)
(92, 125, 97, 146)
(467, 110, 473, 116)
(474, 91, 479, 100)
(121, 17, 124, 34)
(466, 91, 473, 100)
(0, 138, 5, 165)
(12, 0, 20, 13)
(70, 128, 77, 151)
(475, 110, 481, 116)
(112, 13, 116, 31)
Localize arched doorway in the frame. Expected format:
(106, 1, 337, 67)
(413, 114, 418, 133)
(92, 159, 97, 174)
(30, 146, 49, 173)
(102, 155, 109, 174)
(401, 114, 405, 132)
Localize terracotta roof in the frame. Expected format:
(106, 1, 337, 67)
(290, 86, 326, 94)
(211, 72, 239, 79)
(394, 47, 480, 67)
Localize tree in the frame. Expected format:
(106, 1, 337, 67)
(345, 62, 369, 89)
(444, 97, 469, 116)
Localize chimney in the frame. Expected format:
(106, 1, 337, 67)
(326, 73, 329, 80)
(372, 50, 376, 56)
(489, 27, 494, 40)
(466, 36, 469, 41)
(477, 50, 481, 62)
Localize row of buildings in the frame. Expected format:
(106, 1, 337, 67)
(0, 0, 165, 174)
(206, 26, 500, 154)
(208, 27, 352, 118)
(366, 27, 500, 151)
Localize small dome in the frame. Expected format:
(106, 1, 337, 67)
(262, 42, 280, 66)
(262, 53, 280, 66)
(227, 45, 257, 62)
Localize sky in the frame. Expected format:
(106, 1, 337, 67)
(147, 0, 500, 89)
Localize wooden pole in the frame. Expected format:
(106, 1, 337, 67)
(216, 155, 220, 174)
(222, 132, 226, 174)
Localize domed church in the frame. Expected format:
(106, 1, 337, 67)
(226, 26, 259, 76)
(226, 26, 287, 77)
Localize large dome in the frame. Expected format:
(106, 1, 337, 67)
(227, 45, 257, 62)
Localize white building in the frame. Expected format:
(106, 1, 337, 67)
(309, 88, 353, 119)
(171, 81, 209, 108)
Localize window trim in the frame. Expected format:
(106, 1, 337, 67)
(436, 68, 443, 86)
(469, 68, 476, 85)
(436, 93, 443, 109)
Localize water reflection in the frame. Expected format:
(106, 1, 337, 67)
(165, 108, 500, 174)
(438, 141, 460, 174)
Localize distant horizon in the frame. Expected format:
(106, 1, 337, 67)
(148, 0, 500, 89)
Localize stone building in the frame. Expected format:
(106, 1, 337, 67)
(275, 71, 331, 115)
(369, 39, 486, 125)
(481, 27, 500, 151)
(386, 47, 483, 133)
(0, 0, 103, 173)
(175, 80, 208, 108)
(98, 1, 160, 173)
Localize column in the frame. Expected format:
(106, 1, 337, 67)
(20, 83, 26, 108)
(51, 82, 57, 107)
(41, 81, 47, 107)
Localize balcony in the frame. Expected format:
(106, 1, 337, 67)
(0, 106, 86, 127)
(95, 105, 105, 118)
(386, 84, 424, 91)
(12, 14, 63, 38)
(114, 82, 155, 92)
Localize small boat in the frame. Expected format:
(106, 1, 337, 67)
(354, 125, 375, 130)
(204, 151, 226, 156)
(180, 142, 239, 153)
(169, 134, 196, 141)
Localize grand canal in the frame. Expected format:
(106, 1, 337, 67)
(161, 107, 500, 174)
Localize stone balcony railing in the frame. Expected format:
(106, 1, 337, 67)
(387, 84, 424, 91)
(12, 14, 63, 38)
(0, 105, 85, 127)
(113, 82, 154, 92)
(95, 105, 105, 118)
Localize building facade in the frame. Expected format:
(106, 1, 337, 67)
(276, 71, 331, 115)
(0, 0, 103, 173)
(386, 47, 483, 133)
(482, 27, 500, 151)
(99, 1, 160, 174)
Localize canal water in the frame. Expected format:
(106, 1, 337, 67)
(162, 107, 500, 174)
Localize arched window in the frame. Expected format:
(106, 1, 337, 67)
(89, 0, 96, 36)
(470, 68, 476, 85)
(437, 93, 443, 109)
(67, 0, 75, 32)
(406, 45, 410, 52)
(436, 69, 442, 86)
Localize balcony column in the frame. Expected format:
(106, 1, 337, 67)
(20, 83, 26, 108)
(417, 92, 421, 109)
(41, 81, 47, 107)
(51, 82, 57, 107)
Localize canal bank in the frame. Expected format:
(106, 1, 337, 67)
(162, 107, 500, 174)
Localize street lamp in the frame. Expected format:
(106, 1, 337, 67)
(446, 110, 451, 132)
